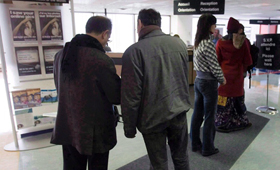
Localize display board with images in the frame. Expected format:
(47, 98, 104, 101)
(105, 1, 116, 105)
(39, 11, 63, 41)
(9, 8, 65, 80)
(10, 10, 37, 41)
(15, 46, 41, 76)
(0, 3, 72, 149)
(43, 45, 63, 74)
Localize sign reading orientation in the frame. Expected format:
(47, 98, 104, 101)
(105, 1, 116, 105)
(256, 34, 280, 70)
(174, 0, 225, 15)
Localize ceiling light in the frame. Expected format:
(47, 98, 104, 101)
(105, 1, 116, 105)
(242, 13, 262, 16)
(241, 3, 270, 8)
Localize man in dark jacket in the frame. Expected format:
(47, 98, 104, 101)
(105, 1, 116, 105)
(121, 8, 192, 170)
(51, 16, 121, 170)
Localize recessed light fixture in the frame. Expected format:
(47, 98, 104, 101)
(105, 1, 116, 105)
(241, 3, 270, 8)
(242, 13, 262, 16)
(119, 8, 127, 10)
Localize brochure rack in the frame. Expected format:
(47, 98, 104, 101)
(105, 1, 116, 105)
(0, 2, 74, 151)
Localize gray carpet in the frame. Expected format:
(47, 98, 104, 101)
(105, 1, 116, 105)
(117, 111, 270, 170)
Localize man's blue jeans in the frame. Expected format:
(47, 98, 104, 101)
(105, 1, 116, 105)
(190, 78, 218, 152)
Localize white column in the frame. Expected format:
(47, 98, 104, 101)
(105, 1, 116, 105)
(70, 0, 76, 36)
(0, 28, 19, 149)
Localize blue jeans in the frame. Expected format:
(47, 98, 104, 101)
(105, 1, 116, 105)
(190, 78, 218, 152)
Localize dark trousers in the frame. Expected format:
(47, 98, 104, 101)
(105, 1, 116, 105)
(142, 112, 189, 170)
(62, 145, 109, 170)
(190, 78, 218, 152)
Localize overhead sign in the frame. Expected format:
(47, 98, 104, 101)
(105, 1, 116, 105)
(174, 0, 225, 15)
(256, 34, 280, 70)
(250, 19, 280, 25)
(12, 0, 69, 3)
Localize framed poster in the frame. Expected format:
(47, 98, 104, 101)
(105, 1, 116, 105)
(42, 45, 63, 74)
(39, 11, 63, 41)
(10, 10, 37, 41)
(15, 46, 41, 76)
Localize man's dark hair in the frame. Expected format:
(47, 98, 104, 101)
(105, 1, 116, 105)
(138, 8, 161, 27)
(85, 16, 112, 34)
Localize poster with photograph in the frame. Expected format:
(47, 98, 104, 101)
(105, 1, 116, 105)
(43, 46, 63, 74)
(39, 11, 63, 40)
(12, 90, 28, 109)
(15, 47, 41, 76)
(10, 10, 37, 41)
(41, 89, 57, 103)
(14, 108, 34, 130)
(27, 88, 42, 107)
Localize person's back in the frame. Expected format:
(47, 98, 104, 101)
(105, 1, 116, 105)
(123, 30, 191, 133)
(215, 17, 252, 133)
(51, 16, 121, 170)
(216, 25, 251, 97)
(121, 8, 191, 170)
(53, 41, 120, 142)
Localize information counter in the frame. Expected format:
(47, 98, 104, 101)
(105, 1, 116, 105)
(107, 50, 195, 85)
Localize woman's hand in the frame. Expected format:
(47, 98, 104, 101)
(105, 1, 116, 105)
(221, 76, 226, 85)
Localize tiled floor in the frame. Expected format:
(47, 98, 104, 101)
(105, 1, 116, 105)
(0, 69, 280, 170)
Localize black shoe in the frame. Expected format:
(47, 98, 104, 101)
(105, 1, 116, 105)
(202, 148, 219, 156)
(192, 145, 202, 152)
(246, 122, 252, 128)
(216, 127, 231, 133)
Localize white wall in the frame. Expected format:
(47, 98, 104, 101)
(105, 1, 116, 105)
(171, 15, 193, 46)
